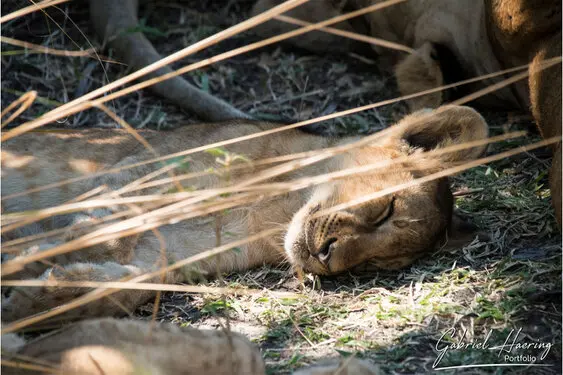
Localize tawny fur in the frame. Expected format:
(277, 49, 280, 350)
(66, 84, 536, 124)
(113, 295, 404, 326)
(3, 319, 265, 375)
(2, 106, 487, 323)
(2, 318, 380, 375)
(85, 0, 560, 221)
(252, 0, 562, 223)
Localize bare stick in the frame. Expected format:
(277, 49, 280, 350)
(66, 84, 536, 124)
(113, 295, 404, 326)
(2, 0, 409, 140)
(49, 0, 313, 116)
(0, 36, 96, 57)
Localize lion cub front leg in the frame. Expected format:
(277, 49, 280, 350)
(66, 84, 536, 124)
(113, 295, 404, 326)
(2, 261, 155, 323)
(3, 210, 139, 281)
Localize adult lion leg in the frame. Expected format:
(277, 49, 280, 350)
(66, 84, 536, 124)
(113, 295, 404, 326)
(529, 32, 562, 227)
(8, 319, 267, 375)
(1, 261, 158, 323)
(89, 0, 248, 121)
(5, 318, 381, 375)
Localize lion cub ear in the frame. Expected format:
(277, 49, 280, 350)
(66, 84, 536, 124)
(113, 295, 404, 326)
(392, 105, 489, 165)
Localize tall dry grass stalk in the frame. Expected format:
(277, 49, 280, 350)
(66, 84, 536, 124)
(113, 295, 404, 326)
(0, 359, 60, 374)
(1, 130, 527, 235)
(1, 58, 552, 204)
(0, 91, 37, 128)
(0, 126, 529, 269)
(0, 36, 96, 57)
(2, 0, 410, 140)
(274, 15, 414, 53)
(0, 0, 71, 24)
(1, 0, 561, 343)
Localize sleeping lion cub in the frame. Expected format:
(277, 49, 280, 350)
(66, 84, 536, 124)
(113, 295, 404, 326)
(2, 105, 487, 323)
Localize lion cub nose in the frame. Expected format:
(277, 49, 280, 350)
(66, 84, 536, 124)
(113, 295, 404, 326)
(314, 237, 337, 266)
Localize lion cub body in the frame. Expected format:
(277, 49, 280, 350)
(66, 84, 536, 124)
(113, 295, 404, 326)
(2, 106, 488, 322)
(2, 122, 330, 320)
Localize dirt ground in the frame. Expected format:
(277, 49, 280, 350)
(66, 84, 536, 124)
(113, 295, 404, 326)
(2, 1, 561, 374)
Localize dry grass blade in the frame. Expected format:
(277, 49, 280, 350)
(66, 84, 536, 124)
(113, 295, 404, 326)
(110, 157, 191, 197)
(314, 136, 562, 218)
(2, 221, 101, 253)
(94, 104, 157, 157)
(65, 185, 109, 204)
(65, 60, 541, 164)
(1, 352, 60, 371)
(246, 131, 529, 194)
(1, 91, 37, 128)
(45, 0, 313, 115)
(64, 0, 411, 109)
(2, 126, 524, 237)
(127, 129, 525, 195)
(94, 103, 184, 192)
(1, 191, 268, 276)
(451, 57, 561, 107)
(1, 227, 284, 333)
(0, 0, 70, 24)
(0, 130, 528, 273)
(2, 209, 138, 254)
(1, 65, 537, 221)
(1, 0, 408, 140)
(1, 280, 300, 298)
(275, 15, 414, 53)
(0, 57, 542, 205)
(0, 359, 61, 374)
(0, 36, 96, 57)
(1, 197, 168, 233)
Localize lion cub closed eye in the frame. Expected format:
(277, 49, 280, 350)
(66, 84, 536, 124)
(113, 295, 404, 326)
(1, 105, 488, 323)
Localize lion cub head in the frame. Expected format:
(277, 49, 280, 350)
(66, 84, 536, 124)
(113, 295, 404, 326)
(285, 105, 489, 275)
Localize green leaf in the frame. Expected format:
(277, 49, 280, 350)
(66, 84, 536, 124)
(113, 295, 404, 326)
(205, 147, 228, 157)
